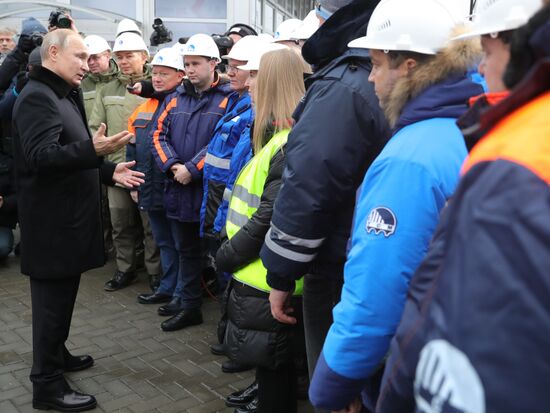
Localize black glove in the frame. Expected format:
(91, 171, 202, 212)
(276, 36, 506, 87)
(17, 35, 34, 54)
(15, 71, 28, 94)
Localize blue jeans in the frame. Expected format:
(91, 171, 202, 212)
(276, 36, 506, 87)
(0, 226, 13, 260)
(148, 210, 179, 296)
(169, 219, 202, 309)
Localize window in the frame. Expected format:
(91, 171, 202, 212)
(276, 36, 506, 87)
(164, 22, 226, 41)
(71, 0, 136, 19)
(264, 3, 274, 33)
(155, 0, 227, 19)
(275, 12, 284, 31)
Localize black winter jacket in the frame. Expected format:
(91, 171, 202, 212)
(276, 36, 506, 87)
(216, 143, 304, 369)
(13, 66, 116, 278)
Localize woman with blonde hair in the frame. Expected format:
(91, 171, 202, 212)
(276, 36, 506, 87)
(215, 47, 307, 413)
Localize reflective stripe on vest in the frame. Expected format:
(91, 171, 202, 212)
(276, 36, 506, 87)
(205, 152, 231, 170)
(226, 129, 303, 295)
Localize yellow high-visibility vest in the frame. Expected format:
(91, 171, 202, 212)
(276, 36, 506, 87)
(226, 129, 303, 295)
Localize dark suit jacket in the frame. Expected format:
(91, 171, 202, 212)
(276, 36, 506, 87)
(12, 65, 115, 278)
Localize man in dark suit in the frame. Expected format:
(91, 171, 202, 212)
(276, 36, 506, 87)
(12, 28, 144, 412)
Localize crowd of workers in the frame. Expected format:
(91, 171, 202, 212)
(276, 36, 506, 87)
(0, 0, 549, 411)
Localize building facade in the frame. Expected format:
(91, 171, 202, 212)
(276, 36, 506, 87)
(0, 0, 315, 46)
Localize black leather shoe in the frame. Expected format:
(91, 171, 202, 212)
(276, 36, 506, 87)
(138, 292, 171, 304)
(33, 388, 97, 412)
(158, 296, 183, 316)
(226, 381, 258, 407)
(222, 359, 254, 374)
(149, 274, 161, 291)
(161, 308, 203, 332)
(233, 397, 258, 412)
(210, 343, 226, 356)
(104, 270, 137, 292)
(65, 354, 94, 372)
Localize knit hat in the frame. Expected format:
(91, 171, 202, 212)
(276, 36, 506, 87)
(21, 17, 47, 37)
(28, 47, 41, 66)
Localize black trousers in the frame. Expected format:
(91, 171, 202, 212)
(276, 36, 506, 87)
(256, 362, 297, 413)
(302, 273, 343, 413)
(29, 275, 81, 394)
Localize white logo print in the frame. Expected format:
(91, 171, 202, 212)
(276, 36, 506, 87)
(415, 340, 485, 413)
(365, 207, 396, 237)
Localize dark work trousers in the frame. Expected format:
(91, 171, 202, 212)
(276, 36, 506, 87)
(256, 361, 297, 413)
(29, 275, 81, 394)
(169, 220, 202, 309)
(302, 273, 343, 413)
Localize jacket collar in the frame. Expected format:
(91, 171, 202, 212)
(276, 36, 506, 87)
(302, 0, 379, 70)
(85, 59, 119, 83)
(29, 65, 73, 98)
(385, 27, 482, 129)
(466, 59, 550, 144)
(117, 64, 151, 86)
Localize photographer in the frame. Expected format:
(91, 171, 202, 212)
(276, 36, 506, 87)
(0, 18, 46, 92)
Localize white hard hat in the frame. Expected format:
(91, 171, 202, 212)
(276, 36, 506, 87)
(273, 19, 303, 42)
(348, 0, 458, 55)
(151, 47, 184, 71)
(184, 33, 221, 62)
(116, 18, 142, 37)
(291, 10, 320, 40)
(238, 43, 286, 71)
(453, 0, 542, 40)
(222, 35, 263, 61)
(84, 34, 111, 55)
(172, 41, 186, 56)
(113, 32, 149, 56)
(258, 33, 274, 43)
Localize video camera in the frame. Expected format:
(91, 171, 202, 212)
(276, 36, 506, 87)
(29, 32, 44, 48)
(48, 11, 71, 29)
(211, 23, 257, 73)
(150, 18, 172, 46)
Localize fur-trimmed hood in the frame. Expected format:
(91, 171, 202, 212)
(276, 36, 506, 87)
(386, 27, 484, 130)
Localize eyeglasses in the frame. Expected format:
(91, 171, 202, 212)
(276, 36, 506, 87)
(226, 64, 241, 73)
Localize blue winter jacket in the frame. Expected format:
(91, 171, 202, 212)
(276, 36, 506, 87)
(200, 92, 252, 237)
(308, 74, 483, 411)
(213, 123, 253, 235)
(150, 76, 235, 222)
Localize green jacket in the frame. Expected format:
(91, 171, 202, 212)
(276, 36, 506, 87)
(88, 65, 152, 163)
(80, 59, 119, 123)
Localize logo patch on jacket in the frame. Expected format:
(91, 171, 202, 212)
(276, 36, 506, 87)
(366, 207, 396, 237)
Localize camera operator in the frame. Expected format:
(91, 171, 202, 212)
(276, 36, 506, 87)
(0, 18, 46, 92)
(212, 24, 257, 73)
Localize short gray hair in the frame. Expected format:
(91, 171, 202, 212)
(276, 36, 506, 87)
(0, 26, 16, 36)
(40, 29, 78, 62)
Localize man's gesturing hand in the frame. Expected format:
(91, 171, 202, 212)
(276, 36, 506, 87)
(269, 288, 297, 325)
(93, 123, 134, 156)
(113, 161, 145, 188)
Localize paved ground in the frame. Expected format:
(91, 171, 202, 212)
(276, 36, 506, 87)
(0, 254, 314, 413)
